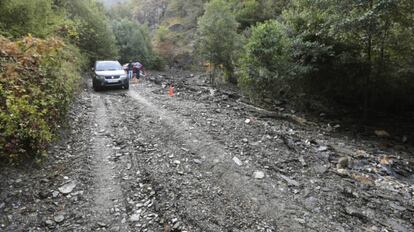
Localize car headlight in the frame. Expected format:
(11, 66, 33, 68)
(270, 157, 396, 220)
(120, 74, 127, 78)
(96, 75, 105, 80)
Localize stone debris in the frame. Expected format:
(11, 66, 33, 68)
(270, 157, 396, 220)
(53, 214, 65, 223)
(232, 157, 243, 166)
(58, 182, 76, 195)
(1, 70, 413, 232)
(337, 157, 350, 169)
(253, 171, 265, 179)
(280, 175, 300, 187)
(130, 214, 140, 222)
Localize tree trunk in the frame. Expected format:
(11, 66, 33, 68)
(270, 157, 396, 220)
(363, 0, 374, 122)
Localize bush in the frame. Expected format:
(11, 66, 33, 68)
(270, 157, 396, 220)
(0, 36, 84, 161)
(238, 20, 300, 100)
(196, 0, 241, 84)
(0, 0, 59, 38)
(111, 19, 158, 67)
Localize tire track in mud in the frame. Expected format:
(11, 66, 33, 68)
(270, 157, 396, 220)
(94, 89, 165, 231)
(126, 85, 317, 231)
(89, 93, 129, 231)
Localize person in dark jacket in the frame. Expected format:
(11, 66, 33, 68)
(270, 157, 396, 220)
(127, 61, 134, 79)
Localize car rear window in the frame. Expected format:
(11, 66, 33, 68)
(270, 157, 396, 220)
(96, 61, 122, 71)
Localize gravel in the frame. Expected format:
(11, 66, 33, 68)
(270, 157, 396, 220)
(0, 71, 413, 231)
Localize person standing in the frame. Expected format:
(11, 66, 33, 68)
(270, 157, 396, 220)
(127, 61, 134, 80)
(135, 61, 144, 78)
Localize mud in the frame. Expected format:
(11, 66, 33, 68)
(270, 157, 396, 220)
(1, 71, 413, 231)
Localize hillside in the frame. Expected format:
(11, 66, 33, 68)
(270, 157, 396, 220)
(122, 0, 205, 68)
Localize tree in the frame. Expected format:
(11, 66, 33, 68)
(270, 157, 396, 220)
(196, 0, 241, 84)
(111, 19, 154, 65)
(58, 0, 119, 63)
(284, 0, 414, 115)
(227, 0, 290, 29)
(0, 0, 61, 38)
(238, 20, 299, 99)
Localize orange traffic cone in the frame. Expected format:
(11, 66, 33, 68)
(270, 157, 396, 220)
(168, 84, 174, 97)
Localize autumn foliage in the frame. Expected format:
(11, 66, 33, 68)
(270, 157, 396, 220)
(0, 36, 83, 160)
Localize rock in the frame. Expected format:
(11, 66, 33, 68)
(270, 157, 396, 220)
(232, 157, 243, 166)
(262, 98, 272, 104)
(314, 165, 328, 174)
(242, 138, 248, 143)
(38, 191, 50, 199)
(379, 155, 393, 165)
(253, 171, 265, 179)
(298, 156, 307, 167)
(193, 159, 203, 164)
(337, 157, 349, 169)
(345, 206, 366, 220)
(374, 130, 390, 138)
(386, 218, 411, 232)
(54, 214, 65, 223)
(173, 221, 181, 230)
(58, 182, 76, 195)
(280, 175, 300, 187)
(52, 191, 59, 198)
(337, 168, 349, 176)
(45, 219, 55, 227)
(130, 214, 140, 222)
(97, 222, 107, 227)
(304, 196, 319, 211)
(317, 146, 329, 152)
(245, 119, 251, 124)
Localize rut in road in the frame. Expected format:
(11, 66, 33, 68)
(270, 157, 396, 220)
(126, 85, 311, 231)
(90, 94, 129, 230)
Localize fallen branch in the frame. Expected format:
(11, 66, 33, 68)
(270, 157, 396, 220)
(238, 100, 312, 126)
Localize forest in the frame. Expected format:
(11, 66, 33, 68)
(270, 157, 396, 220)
(126, 0, 414, 116)
(1, 0, 414, 160)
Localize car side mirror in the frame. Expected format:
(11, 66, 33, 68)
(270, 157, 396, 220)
(91, 67, 95, 71)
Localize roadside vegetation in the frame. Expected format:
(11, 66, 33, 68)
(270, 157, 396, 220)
(199, 0, 414, 117)
(0, 0, 158, 161)
(1, 0, 413, 161)
(122, 0, 414, 116)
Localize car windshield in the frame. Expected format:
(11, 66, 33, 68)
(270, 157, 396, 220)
(96, 61, 122, 71)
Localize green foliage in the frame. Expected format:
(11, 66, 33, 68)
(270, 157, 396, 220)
(111, 19, 160, 68)
(283, 0, 414, 111)
(196, 0, 241, 83)
(111, 19, 149, 63)
(238, 20, 300, 99)
(0, 0, 61, 38)
(167, 0, 206, 26)
(0, 36, 84, 161)
(228, 0, 290, 29)
(58, 0, 119, 63)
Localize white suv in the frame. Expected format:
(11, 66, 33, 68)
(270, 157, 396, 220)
(92, 60, 129, 91)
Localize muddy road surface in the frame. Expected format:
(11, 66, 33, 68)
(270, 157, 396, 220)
(1, 72, 414, 231)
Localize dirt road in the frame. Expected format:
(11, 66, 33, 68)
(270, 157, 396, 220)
(1, 73, 413, 231)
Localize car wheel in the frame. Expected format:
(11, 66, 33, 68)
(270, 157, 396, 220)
(93, 79, 101, 91)
(124, 81, 129, 90)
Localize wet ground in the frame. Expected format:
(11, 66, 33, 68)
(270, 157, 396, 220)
(1, 71, 413, 231)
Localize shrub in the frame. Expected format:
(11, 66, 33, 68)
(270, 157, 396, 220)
(0, 36, 84, 161)
(196, 0, 241, 84)
(238, 20, 301, 100)
(0, 0, 59, 38)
